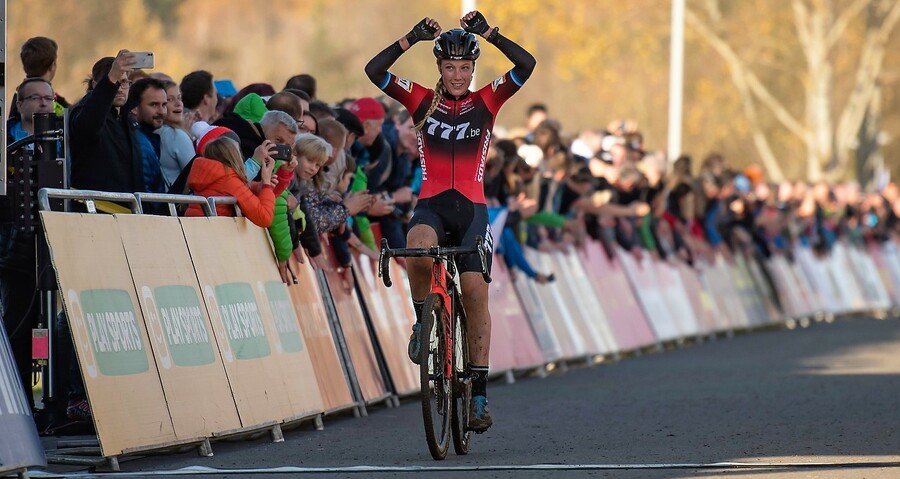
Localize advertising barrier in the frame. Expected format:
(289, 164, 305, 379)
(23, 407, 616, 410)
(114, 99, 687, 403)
(317, 246, 389, 404)
(552, 249, 618, 355)
(788, 256, 823, 314)
(579, 242, 656, 351)
(653, 260, 702, 337)
(742, 253, 782, 323)
(488, 256, 546, 372)
(512, 271, 563, 363)
(765, 256, 813, 318)
(675, 262, 721, 334)
(729, 255, 771, 326)
(181, 217, 321, 427)
(795, 247, 838, 314)
(617, 248, 677, 342)
(353, 256, 418, 396)
(34, 186, 900, 465)
(117, 215, 241, 438)
(846, 245, 892, 310)
(524, 249, 588, 358)
(707, 256, 752, 329)
(285, 256, 355, 412)
(870, 243, 900, 306)
(42, 212, 177, 456)
(825, 244, 866, 313)
(236, 224, 326, 421)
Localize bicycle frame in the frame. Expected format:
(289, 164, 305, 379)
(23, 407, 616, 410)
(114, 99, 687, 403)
(430, 257, 457, 386)
(378, 237, 491, 459)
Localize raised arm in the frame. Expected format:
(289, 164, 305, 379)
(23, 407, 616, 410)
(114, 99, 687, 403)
(462, 11, 536, 84)
(69, 50, 136, 139)
(365, 18, 441, 87)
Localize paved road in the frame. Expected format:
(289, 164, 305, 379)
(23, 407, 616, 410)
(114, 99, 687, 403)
(42, 316, 900, 478)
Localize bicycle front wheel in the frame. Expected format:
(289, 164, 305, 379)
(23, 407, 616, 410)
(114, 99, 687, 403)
(420, 293, 452, 460)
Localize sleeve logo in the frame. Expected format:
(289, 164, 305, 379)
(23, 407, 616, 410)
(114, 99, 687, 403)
(395, 77, 413, 92)
(491, 75, 505, 92)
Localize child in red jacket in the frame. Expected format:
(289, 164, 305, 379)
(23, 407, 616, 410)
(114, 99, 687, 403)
(185, 136, 292, 227)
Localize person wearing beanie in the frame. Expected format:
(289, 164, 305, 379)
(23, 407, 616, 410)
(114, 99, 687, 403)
(183, 136, 293, 227)
(194, 124, 239, 156)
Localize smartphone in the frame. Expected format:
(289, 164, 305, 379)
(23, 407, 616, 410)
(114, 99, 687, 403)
(271, 144, 292, 161)
(131, 51, 155, 69)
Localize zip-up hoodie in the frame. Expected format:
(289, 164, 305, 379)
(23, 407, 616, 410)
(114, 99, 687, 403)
(184, 156, 291, 227)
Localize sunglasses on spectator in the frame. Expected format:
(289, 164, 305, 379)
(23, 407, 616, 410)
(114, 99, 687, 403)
(22, 94, 55, 102)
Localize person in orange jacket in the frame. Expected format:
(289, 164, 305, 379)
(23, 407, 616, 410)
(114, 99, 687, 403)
(185, 135, 293, 227)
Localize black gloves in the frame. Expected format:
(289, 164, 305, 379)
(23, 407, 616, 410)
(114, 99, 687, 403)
(463, 11, 491, 36)
(406, 18, 439, 46)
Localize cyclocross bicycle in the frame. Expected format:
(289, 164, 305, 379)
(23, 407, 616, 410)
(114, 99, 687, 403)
(378, 236, 491, 460)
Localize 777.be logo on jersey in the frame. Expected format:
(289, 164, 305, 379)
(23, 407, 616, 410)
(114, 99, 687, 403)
(424, 118, 481, 140)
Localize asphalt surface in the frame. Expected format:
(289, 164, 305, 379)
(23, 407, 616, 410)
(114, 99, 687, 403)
(39, 316, 900, 478)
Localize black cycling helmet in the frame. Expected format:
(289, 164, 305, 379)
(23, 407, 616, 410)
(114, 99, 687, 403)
(433, 28, 480, 61)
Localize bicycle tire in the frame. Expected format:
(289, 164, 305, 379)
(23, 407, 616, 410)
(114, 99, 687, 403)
(420, 293, 451, 460)
(451, 298, 472, 455)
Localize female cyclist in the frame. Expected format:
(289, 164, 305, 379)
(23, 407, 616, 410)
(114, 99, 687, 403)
(365, 10, 536, 433)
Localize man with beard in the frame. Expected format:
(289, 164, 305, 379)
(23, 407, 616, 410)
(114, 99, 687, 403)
(128, 78, 169, 194)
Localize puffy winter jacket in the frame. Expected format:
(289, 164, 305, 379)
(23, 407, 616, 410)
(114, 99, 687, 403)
(184, 157, 291, 227)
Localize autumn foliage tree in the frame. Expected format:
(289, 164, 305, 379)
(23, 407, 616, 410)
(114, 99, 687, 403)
(7, 0, 900, 182)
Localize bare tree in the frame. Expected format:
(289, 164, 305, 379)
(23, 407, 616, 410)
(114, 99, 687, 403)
(687, 0, 900, 181)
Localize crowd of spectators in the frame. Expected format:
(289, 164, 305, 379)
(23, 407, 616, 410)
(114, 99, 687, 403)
(3, 37, 900, 426)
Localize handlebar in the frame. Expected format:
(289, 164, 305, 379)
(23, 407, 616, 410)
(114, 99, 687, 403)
(378, 236, 493, 288)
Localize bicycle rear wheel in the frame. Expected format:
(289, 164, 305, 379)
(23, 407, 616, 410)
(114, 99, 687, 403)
(420, 293, 451, 460)
(451, 303, 472, 455)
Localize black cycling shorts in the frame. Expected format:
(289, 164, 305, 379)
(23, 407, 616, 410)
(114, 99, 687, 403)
(408, 190, 493, 275)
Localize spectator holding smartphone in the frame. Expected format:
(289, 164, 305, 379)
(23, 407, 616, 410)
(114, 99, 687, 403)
(184, 136, 292, 227)
(70, 50, 145, 195)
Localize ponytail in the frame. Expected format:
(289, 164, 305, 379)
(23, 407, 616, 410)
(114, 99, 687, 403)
(414, 78, 445, 131)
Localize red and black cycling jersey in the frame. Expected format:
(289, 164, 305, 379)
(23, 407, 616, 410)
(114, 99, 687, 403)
(378, 71, 524, 204)
(366, 30, 535, 204)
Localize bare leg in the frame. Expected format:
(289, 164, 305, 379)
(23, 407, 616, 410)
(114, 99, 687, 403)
(406, 224, 439, 302)
(460, 272, 491, 366)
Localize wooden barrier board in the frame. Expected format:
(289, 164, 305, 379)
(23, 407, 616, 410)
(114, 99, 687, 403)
(117, 215, 241, 437)
(180, 217, 295, 426)
(41, 212, 176, 456)
(317, 245, 387, 403)
(354, 256, 418, 396)
(286, 256, 354, 411)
